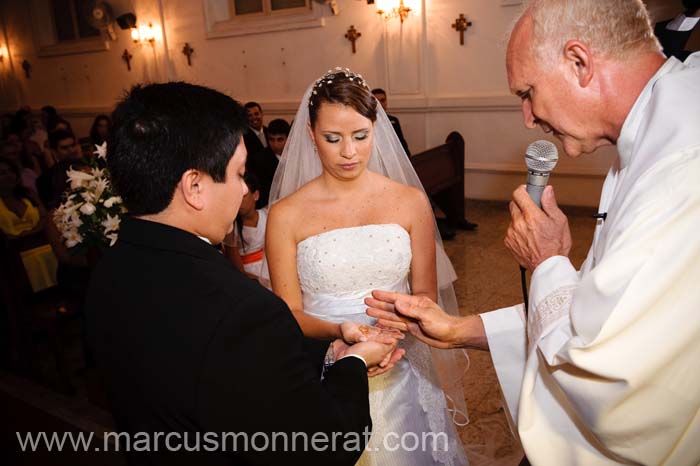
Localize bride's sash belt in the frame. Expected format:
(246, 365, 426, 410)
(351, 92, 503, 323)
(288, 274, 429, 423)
(303, 278, 408, 324)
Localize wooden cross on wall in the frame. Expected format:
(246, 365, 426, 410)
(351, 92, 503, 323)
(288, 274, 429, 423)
(345, 25, 361, 54)
(182, 43, 194, 66)
(452, 14, 473, 46)
(21, 60, 31, 78)
(122, 49, 133, 71)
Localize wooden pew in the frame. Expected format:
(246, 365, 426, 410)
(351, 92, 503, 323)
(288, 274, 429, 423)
(0, 232, 74, 395)
(410, 131, 466, 227)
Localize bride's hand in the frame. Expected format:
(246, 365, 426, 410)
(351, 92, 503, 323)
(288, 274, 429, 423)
(340, 321, 405, 344)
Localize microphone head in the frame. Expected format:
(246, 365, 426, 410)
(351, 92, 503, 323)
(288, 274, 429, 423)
(525, 140, 558, 174)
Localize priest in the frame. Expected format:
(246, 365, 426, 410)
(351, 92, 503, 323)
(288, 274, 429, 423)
(367, 0, 700, 464)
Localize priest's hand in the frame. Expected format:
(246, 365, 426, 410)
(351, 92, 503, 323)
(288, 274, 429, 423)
(505, 185, 571, 272)
(365, 291, 461, 349)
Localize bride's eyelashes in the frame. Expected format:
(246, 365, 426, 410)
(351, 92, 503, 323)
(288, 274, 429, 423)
(322, 132, 369, 144)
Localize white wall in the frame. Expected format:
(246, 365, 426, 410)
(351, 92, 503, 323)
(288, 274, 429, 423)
(0, 0, 682, 206)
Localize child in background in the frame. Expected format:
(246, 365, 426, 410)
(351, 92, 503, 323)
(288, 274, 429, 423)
(223, 172, 270, 289)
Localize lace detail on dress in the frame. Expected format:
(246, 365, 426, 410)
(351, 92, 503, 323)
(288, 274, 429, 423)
(297, 224, 411, 296)
(408, 337, 466, 466)
(527, 285, 577, 354)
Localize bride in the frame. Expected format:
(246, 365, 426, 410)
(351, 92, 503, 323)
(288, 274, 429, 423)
(265, 68, 469, 466)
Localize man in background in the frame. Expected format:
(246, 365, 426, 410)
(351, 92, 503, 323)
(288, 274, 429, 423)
(36, 130, 82, 209)
(655, 0, 700, 60)
(248, 118, 289, 208)
(371, 88, 410, 156)
(243, 101, 268, 156)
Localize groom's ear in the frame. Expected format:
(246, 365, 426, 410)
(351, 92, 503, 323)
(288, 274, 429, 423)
(179, 169, 206, 211)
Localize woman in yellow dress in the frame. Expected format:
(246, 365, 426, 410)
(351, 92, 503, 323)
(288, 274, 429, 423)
(0, 158, 57, 291)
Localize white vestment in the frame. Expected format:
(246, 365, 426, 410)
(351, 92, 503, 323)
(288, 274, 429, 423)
(481, 53, 700, 465)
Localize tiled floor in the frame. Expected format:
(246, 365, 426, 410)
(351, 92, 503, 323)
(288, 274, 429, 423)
(444, 200, 596, 465)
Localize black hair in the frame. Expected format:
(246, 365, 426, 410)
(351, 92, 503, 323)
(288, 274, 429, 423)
(108, 82, 248, 216)
(267, 118, 290, 137)
(683, 0, 700, 12)
(89, 114, 111, 145)
(49, 118, 73, 133)
(371, 88, 386, 96)
(48, 130, 76, 150)
(234, 171, 260, 252)
(244, 102, 262, 112)
(41, 106, 60, 131)
(41, 106, 58, 118)
(309, 72, 377, 128)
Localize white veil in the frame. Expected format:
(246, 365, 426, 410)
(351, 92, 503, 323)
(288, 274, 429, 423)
(268, 71, 469, 426)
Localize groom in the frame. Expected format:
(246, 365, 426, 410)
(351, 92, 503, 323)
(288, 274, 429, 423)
(86, 82, 401, 465)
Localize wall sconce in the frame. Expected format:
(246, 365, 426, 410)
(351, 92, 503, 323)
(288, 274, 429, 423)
(0, 45, 6, 63)
(376, 0, 417, 23)
(130, 22, 159, 46)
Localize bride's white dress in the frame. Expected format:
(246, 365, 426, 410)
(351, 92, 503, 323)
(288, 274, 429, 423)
(297, 223, 469, 466)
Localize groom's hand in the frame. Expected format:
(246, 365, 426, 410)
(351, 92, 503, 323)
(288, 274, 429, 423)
(365, 291, 459, 349)
(334, 335, 402, 372)
(367, 348, 405, 378)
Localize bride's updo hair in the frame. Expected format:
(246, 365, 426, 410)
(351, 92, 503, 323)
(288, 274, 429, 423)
(308, 67, 377, 127)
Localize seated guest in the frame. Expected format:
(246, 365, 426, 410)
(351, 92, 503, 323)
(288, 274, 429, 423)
(11, 109, 47, 171)
(0, 159, 57, 292)
(371, 88, 410, 156)
(242, 101, 267, 156)
(0, 159, 45, 237)
(371, 89, 476, 234)
(89, 114, 111, 147)
(0, 113, 12, 139)
(223, 172, 270, 288)
(88, 82, 401, 465)
(247, 118, 289, 208)
(41, 106, 60, 135)
(37, 130, 83, 209)
(1, 137, 40, 195)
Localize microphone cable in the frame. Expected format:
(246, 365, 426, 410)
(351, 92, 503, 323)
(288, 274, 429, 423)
(520, 265, 528, 316)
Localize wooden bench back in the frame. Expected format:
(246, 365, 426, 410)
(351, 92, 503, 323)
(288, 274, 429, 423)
(410, 132, 466, 225)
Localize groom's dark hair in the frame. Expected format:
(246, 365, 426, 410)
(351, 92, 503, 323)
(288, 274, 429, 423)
(108, 82, 247, 215)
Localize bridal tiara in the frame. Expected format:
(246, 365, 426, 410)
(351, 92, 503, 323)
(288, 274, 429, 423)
(309, 67, 370, 106)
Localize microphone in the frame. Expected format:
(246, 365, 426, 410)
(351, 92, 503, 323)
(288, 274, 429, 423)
(525, 140, 559, 208)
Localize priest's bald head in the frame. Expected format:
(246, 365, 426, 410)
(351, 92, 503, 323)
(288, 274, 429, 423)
(506, 0, 666, 158)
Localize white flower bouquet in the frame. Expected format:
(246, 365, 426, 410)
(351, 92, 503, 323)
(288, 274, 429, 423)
(53, 142, 125, 249)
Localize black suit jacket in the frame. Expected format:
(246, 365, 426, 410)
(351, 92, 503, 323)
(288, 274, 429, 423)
(655, 19, 698, 60)
(242, 127, 268, 159)
(86, 217, 370, 465)
(245, 147, 279, 209)
(387, 114, 410, 156)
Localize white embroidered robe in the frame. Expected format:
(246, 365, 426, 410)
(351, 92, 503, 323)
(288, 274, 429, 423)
(481, 53, 700, 465)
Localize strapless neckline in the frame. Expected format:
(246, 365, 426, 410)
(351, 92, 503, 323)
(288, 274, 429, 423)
(298, 223, 408, 248)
